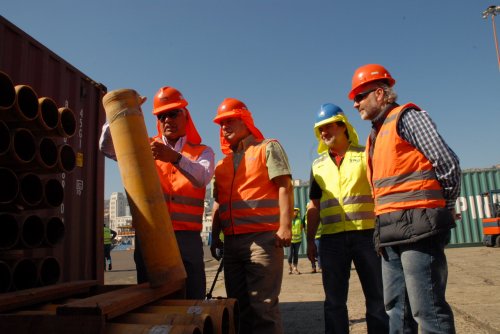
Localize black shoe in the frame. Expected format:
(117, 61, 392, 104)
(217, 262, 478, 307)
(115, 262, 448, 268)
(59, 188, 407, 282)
(108, 264, 112, 271)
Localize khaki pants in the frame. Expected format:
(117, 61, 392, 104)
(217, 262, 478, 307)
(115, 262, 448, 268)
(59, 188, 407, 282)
(224, 231, 284, 334)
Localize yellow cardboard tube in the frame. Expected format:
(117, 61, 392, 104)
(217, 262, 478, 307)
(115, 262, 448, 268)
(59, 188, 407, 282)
(102, 89, 186, 288)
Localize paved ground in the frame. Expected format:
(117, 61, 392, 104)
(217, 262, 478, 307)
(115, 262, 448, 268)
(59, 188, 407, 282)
(105, 245, 500, 334)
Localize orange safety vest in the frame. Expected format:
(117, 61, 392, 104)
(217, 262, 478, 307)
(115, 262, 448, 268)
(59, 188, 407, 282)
(154, 137, 207, 231)
(366, 103, 445, 215)
(215, 139, 280, 235)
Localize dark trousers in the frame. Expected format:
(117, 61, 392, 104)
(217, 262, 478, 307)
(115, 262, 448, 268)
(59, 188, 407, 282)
(320, 230, 388, 334)
(288, 242, 301, 266)
(104, 244, 112, 267)
(134, 231, 206, 299)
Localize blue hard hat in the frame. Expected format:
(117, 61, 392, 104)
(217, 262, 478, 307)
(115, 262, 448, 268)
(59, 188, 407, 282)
(313, 103, 359, 154)
(315, 103, 344, 123)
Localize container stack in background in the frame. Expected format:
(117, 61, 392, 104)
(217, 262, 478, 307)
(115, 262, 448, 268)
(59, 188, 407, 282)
(0, 71, 76, 292)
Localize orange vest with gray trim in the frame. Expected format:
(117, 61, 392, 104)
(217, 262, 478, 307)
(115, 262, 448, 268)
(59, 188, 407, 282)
(154, 138, 207, 231)
(366, 103, 446, 215)
(215, 139, 280, 235)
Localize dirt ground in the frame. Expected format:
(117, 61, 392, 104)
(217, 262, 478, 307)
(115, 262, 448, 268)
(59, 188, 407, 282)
(106, 246, 500, 334)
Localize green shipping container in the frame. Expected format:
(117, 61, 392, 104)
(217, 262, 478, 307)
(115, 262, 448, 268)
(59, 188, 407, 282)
(452, 167, 500, 245)
(291, 167, 500, 257)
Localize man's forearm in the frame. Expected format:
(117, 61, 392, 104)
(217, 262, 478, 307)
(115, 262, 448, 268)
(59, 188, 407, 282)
(277, 177, 293, 231)
(306, 205, 320, 242)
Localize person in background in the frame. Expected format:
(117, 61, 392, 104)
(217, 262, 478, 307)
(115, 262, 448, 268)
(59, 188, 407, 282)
(288, 207, 303, 275)
(307, 103, 388, 334)
(99, 86, 215, 299)
(305, 201, 322, 273)
(104, 223, 117, 271)
(210, 98, 293, 334)
(349, 63, 460, 333)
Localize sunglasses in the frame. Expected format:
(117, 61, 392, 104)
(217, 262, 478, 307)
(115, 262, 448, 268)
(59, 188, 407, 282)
(157, 109, 183, 121)
(353, 88, 377, 103)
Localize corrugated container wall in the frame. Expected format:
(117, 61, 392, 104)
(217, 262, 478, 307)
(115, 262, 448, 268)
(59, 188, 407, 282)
(452, 167, 500, 245)
(291, 167, 500, 257)
(0, 16, 107, 286)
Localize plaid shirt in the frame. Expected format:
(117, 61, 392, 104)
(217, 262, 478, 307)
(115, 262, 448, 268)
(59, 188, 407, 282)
(398, 108, 461, 210)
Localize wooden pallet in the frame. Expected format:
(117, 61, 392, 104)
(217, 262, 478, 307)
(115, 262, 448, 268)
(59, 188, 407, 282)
(0, 279, 185, 334)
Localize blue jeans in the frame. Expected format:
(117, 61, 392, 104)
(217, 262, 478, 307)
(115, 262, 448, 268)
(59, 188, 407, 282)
(320, 230, 388, 334)
(381, 231, 455, 334)
(288, 242, 301, 266)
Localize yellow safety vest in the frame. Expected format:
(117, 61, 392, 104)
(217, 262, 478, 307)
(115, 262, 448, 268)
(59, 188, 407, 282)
(291, 217, 303, 243)
(311, 144, 375, 235)
(104, 227, 112, 245)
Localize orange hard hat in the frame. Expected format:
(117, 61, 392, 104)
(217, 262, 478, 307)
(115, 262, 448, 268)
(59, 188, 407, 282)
(348, 64, 396, 100)
(152, 86, 188, 115)
(213, 98, 248, 124)
(212, 97, 264, 155)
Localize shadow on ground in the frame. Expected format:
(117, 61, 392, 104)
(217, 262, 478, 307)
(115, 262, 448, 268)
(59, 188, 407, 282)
(280, 301, 324, 334)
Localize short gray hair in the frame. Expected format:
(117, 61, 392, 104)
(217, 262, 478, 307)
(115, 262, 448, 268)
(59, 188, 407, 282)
(379, 83, 398, 104)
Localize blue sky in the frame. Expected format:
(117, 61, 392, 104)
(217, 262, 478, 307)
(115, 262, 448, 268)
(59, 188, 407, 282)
(3, 1, 499, 199)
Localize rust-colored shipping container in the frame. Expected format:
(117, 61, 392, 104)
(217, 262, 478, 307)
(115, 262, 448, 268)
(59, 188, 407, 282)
(0, 15, 107, 285)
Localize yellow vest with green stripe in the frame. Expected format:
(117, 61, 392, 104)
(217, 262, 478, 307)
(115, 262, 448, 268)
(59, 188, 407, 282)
(104, 227, 112, 245)
(312, 144, 375, 235)
(291, 217, 303, 243)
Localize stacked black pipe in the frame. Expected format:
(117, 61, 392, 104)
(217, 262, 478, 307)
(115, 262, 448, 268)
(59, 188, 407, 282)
(0, 71, 76, 292)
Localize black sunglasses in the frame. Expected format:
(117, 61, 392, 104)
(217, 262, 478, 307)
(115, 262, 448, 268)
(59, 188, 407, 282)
(157, 109, 183, 121)
(354, 88, 377, 103)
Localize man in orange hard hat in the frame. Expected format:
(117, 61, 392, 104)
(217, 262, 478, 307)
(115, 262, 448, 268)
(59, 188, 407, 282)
(349, 64, 460, 333)
(99, 86, 215, 299)
(210, 98, 293, 334)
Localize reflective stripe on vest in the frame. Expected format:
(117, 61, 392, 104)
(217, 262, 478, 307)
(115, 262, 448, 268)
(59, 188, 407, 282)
(215, 139, 280, 235)
(219, 214, 280, 228)
(312, 145, 375, 235)
(219, 198, 279, 211)
(366, 104, 445, 215)
(155, 140, 207, 231)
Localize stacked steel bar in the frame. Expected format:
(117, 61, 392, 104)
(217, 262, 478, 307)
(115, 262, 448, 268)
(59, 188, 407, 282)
(0, 70, 76, 292)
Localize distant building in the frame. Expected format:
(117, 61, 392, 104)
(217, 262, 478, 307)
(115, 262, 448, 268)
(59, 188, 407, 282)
(109, 192, 127, 223)
(114, 215, 133, 229)
(103, 199, 110, 227)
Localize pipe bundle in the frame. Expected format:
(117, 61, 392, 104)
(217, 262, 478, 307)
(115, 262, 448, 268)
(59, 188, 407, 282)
(0, 70, 75, 292)
(102, 88, 186, 288)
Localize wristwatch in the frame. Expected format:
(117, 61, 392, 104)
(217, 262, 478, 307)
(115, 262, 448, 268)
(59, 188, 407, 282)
(173, 153, 182, 165)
